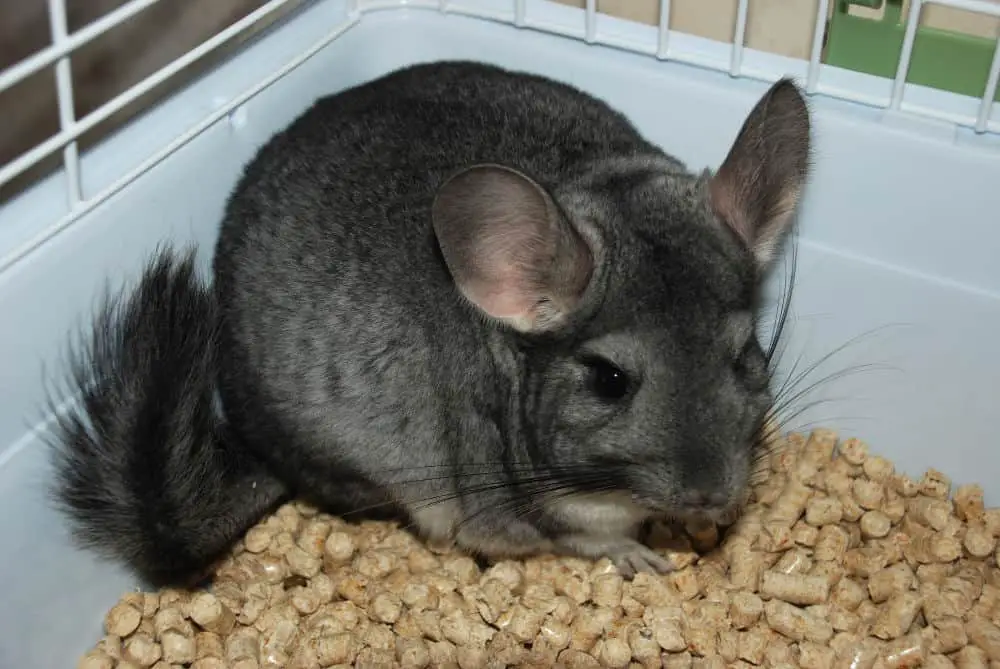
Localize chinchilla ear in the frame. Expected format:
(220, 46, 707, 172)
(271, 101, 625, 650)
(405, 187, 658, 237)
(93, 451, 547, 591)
(431, 164, 593, 333)
(709, 78, 812, 271)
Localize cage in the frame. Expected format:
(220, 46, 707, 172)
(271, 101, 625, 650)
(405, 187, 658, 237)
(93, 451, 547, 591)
(1, 0, 998, 666)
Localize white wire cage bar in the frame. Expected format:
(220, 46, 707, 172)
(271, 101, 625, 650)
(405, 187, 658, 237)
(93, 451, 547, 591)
(807, 0, 831, 94)
(46, 0, 82, 208)
(0, 0, 164, 95)
(891, 0, 1000, 114)
(729, 0, 750, 78)
(553, 0, 1000, 133)
(656, 0, 670, 58)
(979, 34, 1000, 132)
(515, 0, 527, 27)
(0, 0, 306, 192)
(1, 0, 999, 274)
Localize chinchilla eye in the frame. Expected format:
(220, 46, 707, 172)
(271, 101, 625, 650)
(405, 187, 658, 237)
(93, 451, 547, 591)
(584, 358, 631, 400)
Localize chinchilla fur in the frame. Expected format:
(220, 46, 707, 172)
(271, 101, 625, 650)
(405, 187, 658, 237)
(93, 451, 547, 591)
(48, 61, 811, 586)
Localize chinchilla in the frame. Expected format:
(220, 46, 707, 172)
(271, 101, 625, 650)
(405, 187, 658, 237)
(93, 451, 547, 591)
(49, 60, 811, 586)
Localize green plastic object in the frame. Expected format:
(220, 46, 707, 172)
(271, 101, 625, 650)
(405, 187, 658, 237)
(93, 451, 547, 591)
(824, 0, 1000, 102)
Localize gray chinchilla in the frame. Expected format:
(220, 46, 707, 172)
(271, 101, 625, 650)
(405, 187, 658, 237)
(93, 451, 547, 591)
(49, 60, 811, 586)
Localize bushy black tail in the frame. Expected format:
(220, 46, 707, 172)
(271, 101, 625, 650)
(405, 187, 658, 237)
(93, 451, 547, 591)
(48, 247, 288, 587)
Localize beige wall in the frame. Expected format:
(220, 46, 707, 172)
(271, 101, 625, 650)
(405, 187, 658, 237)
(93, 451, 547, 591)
(554, 0, 1000, 60)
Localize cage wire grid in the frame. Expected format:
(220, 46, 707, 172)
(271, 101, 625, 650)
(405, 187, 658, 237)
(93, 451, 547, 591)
(0, 0, 998, 274)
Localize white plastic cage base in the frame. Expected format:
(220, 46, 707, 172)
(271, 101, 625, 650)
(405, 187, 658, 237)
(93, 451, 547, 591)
(1, 1, 999, 666)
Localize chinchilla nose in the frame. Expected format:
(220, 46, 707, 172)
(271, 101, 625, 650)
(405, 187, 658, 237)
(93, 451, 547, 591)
(679, 489, 729, 511)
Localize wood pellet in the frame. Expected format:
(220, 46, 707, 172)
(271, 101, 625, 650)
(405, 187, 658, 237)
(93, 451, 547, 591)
(77, 428, 1000, 668)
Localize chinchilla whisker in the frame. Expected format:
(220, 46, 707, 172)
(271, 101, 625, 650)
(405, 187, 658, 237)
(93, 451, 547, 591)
(389, 475, 604, 537)
(776, 400, 883, 434)
(750, 453, 773, 474)
(456, 481, 592, 530)
(777, 358, 894, 405)
(380, 462, 600, 488)
(336, 474, 575, 520)
(748, 459, 773, 485)
(769, 363, 888, 420)
(446, 486, 567, 538)
(769, 341, 817, 404)
(372, 462, 504, 473)
(750, 442, 775, 465)
(752, 408, 874, 457)
(514, 478, 627, 520)
(749, 467, 773, 488)
(764, 397, 843, 433)
(769, 323, 903, 400)
(377, 461, 602, 474)
(766, 327, 796, 381)
(772, 396, 860, 424)
(758, 270, 794, 365)
(338, 480, 517, 522)
(779, 415, 875, 436)
(759, 398, 854, 443)
(452, 484, 572, 536)
(764, 230, 798, 363)
(452, 472, 624, 535)
(387, 459, 622, 484)
(329, 465, 626, 533)
(400, 469, 612, 519)
(752, 442, 775, 463)
(507, 483, 620, 527)
(767, 337, 862, 404)
(749, 412, 786, 447)
(751, 420, 784, 449)
(767, 330, 849, 397)
(749, 445, 781, 478)
(747, 413, 802, 474)
(768, 349, 802, 399)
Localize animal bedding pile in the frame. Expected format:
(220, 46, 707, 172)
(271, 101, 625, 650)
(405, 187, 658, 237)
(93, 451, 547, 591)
(77, 429, 1000, 669)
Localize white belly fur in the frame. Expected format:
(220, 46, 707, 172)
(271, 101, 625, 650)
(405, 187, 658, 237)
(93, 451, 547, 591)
(546, 491, 650, 536)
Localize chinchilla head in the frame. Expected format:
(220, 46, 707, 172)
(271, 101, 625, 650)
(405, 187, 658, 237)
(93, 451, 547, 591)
(430, 79, 811, 524)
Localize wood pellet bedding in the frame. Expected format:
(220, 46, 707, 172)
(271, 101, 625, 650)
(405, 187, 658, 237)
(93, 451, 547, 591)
(77, 429, 1000, 669)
